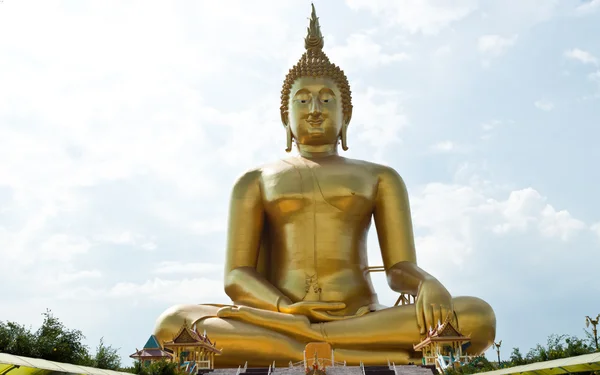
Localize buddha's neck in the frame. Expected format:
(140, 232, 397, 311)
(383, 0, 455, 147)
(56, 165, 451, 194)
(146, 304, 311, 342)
(296, 143, 339, 158)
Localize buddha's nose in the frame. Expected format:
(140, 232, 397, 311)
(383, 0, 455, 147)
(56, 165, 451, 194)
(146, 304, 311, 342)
(309, 96, 322, 114)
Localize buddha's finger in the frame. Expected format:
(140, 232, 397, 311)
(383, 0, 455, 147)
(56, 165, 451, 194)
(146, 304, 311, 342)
(433, 305, 443, 326)
(416, 301, 425, 334)
(427, 305, 435, 332)
(216, 306, 239, 318)
(311, 311, 352, 322)
(440, 306, 449, 324)
(307, 302, 346, 311)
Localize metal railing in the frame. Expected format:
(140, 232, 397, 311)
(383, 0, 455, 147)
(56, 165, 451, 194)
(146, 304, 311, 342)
(365, 266, 415, 306)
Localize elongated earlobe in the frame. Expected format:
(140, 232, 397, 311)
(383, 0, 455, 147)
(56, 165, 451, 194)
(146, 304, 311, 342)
(341, 123, 349, 151)
(285, 125, 293, 152)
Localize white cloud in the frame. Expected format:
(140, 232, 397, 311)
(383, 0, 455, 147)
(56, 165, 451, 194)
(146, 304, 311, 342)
(329, 33, 410, 71)
(57, 270, 103, 284)
(575, 0, 600, 15)
(39, 234, 92, 262)
(430, 141, 468, 153)
(345, 0, 478, 34)
(432, 45, 452, 57)
(534, 99, 555, 111)
(431, 141, 457, 152)
(95, 231, 158, 251)
(108, 277, 228, 305)
(478, 34, 518, 57)
(480, 119, 502, 140)
(493, 188, 586, 240)
(564, 48, 598, 65)
(408, 180, 592, 301)
(591, 222, 600, 239)
(347, 87, 409, 161)
(154, 261, 223, 275)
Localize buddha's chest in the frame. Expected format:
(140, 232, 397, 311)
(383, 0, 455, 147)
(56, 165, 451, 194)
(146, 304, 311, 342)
(261, 161, 377, 217)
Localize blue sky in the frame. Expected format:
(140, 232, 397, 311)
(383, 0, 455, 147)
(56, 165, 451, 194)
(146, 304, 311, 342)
(0, 0, 599, 366)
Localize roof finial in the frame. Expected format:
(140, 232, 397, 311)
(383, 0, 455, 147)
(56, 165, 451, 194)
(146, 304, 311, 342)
(304, 3, 324, 51)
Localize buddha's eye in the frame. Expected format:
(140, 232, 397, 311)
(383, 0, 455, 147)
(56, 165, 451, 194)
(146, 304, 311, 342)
(320, 95, 334, 103)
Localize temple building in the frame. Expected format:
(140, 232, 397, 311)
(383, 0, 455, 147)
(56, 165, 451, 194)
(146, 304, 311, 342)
(163, 323, 222, 371)
(131, 323, 221, 373)
(130, 335, 174, 367)
(413, 318, 472, 373)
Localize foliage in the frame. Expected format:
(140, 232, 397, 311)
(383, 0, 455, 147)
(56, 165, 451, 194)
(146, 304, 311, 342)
(93, 337, 122, 370)
(444, 331, 598, 375)
(133, 360, 183, 375)
(0, 310, 121, 370)
(33, 309, 90, 364)
(445, 356, 495, 375)
(0, 321, 37, 357)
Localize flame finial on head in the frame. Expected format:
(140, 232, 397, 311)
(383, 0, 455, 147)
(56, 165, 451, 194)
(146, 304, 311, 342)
(305, 3, 324, 51)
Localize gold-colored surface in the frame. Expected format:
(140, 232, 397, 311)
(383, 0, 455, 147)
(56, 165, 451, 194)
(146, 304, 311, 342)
(154, 4, 496, 368)
(305, 342, 333, 367)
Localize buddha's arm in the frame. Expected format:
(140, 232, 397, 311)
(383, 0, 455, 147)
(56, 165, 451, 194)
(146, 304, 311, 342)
(223, 170, 290, 312)
(373, 166, 436, 295)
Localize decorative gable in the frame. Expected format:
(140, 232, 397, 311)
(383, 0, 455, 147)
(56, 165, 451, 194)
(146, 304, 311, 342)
(174, 328, 198, 343)
(437, 323, 461, 337)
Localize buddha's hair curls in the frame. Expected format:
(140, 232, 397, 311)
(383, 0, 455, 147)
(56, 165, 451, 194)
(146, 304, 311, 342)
(280, 4, 353, 124)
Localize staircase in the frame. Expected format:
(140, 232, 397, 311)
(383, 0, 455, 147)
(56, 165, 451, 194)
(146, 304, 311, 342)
(326, 366, 363, 375)
(394, 365, 436, 375)
(207, 369, 237, 375)
(272, 368, 306, 375)
(363, 365, 395, 375)
(244, 368, 271, 375)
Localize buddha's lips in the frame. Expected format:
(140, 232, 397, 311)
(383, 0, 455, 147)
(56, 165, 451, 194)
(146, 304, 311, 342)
(307, 119, 324, 126)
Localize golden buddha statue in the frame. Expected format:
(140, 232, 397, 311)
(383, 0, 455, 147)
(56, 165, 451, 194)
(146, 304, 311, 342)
(154, 4, 496, 368)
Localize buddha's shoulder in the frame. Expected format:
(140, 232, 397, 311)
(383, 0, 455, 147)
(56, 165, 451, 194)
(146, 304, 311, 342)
(339, 157, 406, 180)
(232, 158, 405, 184)
(231, 160, 294, 187)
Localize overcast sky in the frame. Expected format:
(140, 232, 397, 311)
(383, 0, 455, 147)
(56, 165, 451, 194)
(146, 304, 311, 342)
(1, 0, 599, 366)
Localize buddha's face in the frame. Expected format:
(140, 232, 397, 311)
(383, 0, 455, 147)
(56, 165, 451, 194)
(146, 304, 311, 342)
(286, 76, 344, 146)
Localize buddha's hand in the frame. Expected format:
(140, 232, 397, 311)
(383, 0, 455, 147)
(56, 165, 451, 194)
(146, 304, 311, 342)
(279, 300, 354, 322)
(415, 278, 454, 335)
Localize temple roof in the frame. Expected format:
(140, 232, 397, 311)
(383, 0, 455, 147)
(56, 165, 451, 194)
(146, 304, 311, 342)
(162, 324, 222, 354)
(129, 348, 173, 359)
(143, 335, 162, 350)
(413, 319, 470, 351)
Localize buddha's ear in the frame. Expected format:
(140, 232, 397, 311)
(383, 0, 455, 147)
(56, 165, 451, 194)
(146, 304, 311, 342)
(281, 111, 289, 126)
(340, 122, 349, 151)
(343, 107, 353, 126)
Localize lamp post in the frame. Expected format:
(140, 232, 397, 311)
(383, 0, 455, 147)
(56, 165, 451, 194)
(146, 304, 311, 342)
(492, 341, 502, 368)
(586, 315, 600, 351)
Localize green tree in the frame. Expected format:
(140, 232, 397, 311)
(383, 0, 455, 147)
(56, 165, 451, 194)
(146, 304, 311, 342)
(508, 347, 527, 366)
(93, 337, 122, 370)
(0, 309, 123, 370)
(133, 360, 183, 375)
(0, 321, 37, 357)
(33, 309, 90, 364)
(444, 356, 496, 375)
(445, 332, 598, 375)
